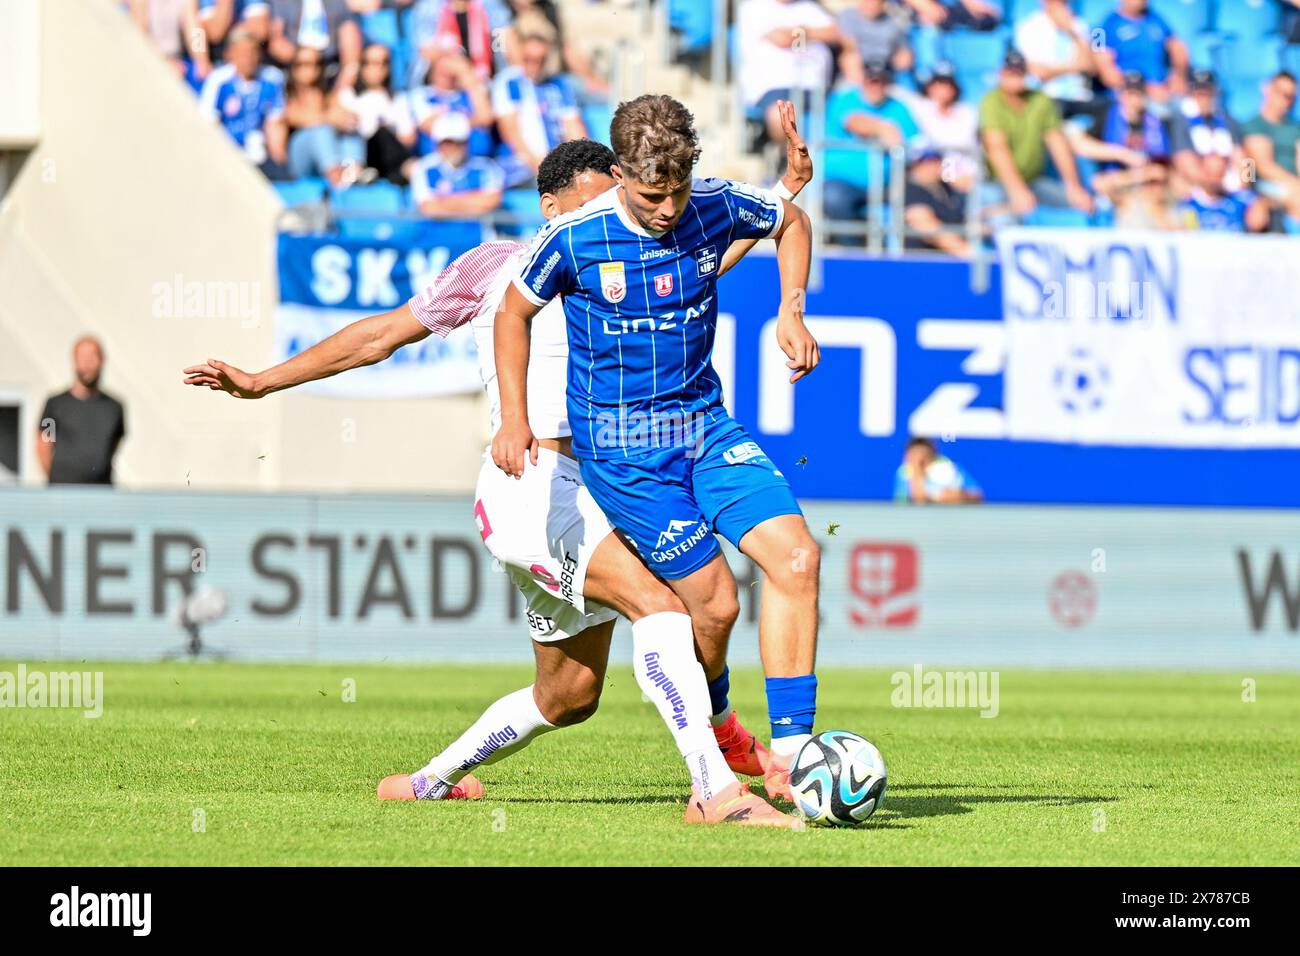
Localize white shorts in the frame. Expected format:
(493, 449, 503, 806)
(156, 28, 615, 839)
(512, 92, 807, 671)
(473, 447, 619, 643)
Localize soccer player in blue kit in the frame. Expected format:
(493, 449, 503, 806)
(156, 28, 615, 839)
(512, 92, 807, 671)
(492, 94, 822, 801)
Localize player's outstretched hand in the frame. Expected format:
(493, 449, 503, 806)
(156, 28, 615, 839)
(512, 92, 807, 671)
(182, 359, 266, 399)
(777, 309, 820, 384)
(492, 420, 539, 479)
(776, 100, 812, 193)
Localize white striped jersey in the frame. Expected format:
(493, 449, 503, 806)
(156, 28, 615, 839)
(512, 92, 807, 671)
(407, 240, 571, 440)
(512, 180, 784, 460)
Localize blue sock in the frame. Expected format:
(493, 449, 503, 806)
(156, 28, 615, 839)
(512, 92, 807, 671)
(707, 666, 730, 718)
(765, 674, 817, 740)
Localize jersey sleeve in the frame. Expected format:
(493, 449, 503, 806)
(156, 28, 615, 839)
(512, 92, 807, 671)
(407, 241, 524, 337)
(512, 221, 577, 307)
(721, 179, 785, 241)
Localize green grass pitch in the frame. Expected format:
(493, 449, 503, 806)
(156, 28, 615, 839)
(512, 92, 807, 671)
(2, 662, 1298, 866)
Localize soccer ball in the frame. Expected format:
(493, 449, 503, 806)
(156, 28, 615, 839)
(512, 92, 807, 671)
(789, 731, 888, 826)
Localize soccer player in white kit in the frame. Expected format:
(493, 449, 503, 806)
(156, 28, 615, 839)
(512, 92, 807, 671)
(183, 118, 812, 826)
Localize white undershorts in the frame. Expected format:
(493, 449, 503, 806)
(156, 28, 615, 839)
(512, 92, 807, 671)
(473, 447, 619, 642)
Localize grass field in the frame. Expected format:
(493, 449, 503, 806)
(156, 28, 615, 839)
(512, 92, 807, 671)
(2, 661, 1298, 866)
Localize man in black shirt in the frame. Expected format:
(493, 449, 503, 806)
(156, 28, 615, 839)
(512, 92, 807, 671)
(36, 336, 126, 485)
(903, 142, 971, 255)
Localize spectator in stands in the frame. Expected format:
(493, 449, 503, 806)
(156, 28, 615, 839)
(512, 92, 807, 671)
(1070, 71, 1170, 204)
(737, 0, 841, 149)
(492, 30, 587, 182)
(1013, 0, 1096, 120)
(1177, 153, 1270, 232)
(507, 0, 609, 97)
(410, 42, 495, 157)
(268, 0, 362, 86)
(200, 29, 289, 177)
(410, 112, 506, 217)
(902, 0, 1001, 32)
(409, 0, 511, 85)
(979, 49, 1094, 223)
(838, 0, 913, 84)
(1095, 0, 1188, 105)
(36, 337, 126, 487)
(197, 0, 270, 46)
(1242, 71, 1300, 224)
(824, 59, 919, 239)
(284, 46, 368, 184)
(1170, 70, 1246, 197)
(893, 438, 982, 504)
(129, 0, 213, 81)
(338, 42, 418, 184)
(904, 142, 972, 256)
(911, 61, 978, 190)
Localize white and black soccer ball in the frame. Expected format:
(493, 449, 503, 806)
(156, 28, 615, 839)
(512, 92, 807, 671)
(789, 731, 887, 826)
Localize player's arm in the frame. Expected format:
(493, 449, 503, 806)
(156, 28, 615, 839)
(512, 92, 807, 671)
(718, 100, 811, 278)
(770, 195, 818, 383)
(182, 306, 431, 398)
(491, 283, 544, 478)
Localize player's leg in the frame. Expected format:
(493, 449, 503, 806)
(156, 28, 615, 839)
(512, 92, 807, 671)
(692, 422, 819, 801)
(578, 453, 770, 777)
(378, 619, 613, 801)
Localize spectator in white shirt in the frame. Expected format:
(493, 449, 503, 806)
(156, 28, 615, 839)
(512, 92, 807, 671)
(737, 0, 842, 146)
(338, 43, 418, 184)
(1014, 0, 1097, 119)
(910, 61, 979, 190)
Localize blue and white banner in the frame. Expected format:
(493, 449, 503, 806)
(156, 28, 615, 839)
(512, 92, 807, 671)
(274, 227, 486, 398)
(998, 229, 1300, 448)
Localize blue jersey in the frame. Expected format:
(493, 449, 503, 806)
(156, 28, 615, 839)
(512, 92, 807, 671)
(199, 63, 285, 161)
(514, 180, 783, 461)
(410, 155, 505, 202)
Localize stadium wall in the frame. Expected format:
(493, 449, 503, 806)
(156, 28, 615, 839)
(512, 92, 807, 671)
(0, 0, 488, 494)
(3, 486, 1299, 671)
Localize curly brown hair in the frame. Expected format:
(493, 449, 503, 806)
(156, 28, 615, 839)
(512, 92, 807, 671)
(609, 95, 701, 188)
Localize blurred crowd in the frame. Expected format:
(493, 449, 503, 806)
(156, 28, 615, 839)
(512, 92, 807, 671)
(123, 0, 1300, 252)
(740, 0, 1300, 253)
(125, 0, 609, 220)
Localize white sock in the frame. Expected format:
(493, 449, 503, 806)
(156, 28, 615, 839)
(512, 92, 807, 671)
(418, 685, 556, 795)
(770, 732, 813, 757)
(632, 611, 739, 800)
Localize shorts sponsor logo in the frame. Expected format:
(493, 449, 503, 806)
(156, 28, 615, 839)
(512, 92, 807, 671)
(526, 610, 556, 636)
(694, 245, 717, 278)
(599, 261, 627, 303)
(722, 441, 766, 465)
(529, 564, 560, 593)
(532, 250, 562, 295)
(642, 651, 688, 729)
(558, 552, 578, 605)
(654, 273, 674, 297)
(849, 543, 919, 628)
(651, 519, 710, 565)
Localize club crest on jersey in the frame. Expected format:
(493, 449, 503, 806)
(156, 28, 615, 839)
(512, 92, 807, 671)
(695, 245, 718, 278)
(654, 273, 674, 297)
(599, 262, 627, 303)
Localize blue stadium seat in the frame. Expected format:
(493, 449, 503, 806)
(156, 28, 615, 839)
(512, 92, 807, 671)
(583, 103, 613, 146)
(1078, 0, 1116, 29)
(1186, 31, 1222, 70)
(1218, 37, 1282, 86)
(1226, 81, 1264, 122)
(668, 0, 713, 54)
(330, 182, 415, 240)
(912, 25, 944, 78)
(337, 216, 426, 243)
(274, 178, 328, 208)
(1150, 0, 1211, 38)
(1023, 206, 1092, 228)
(942, 29, 1010, 74)
(1214, 0, 1280, 41)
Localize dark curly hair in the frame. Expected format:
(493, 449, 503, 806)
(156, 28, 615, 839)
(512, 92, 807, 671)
(536, 139, 617, 196)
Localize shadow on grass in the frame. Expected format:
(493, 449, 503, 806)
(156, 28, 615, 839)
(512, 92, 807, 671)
(883, 784, 1118, 820)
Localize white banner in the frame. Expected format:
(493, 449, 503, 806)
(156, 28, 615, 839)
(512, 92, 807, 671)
(998, 228, 1300, 447)
(271, 304, 482, 399)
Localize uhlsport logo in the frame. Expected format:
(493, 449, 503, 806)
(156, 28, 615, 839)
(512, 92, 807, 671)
(652, 518, 710, 564)
(1053, 347, 1110, 414)
(599, 261, 627, 303)
(849, 543, 919, 628)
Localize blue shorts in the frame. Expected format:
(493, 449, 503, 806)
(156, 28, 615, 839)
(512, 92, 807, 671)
(578, 416, 802, 580)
